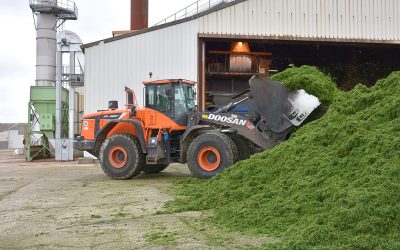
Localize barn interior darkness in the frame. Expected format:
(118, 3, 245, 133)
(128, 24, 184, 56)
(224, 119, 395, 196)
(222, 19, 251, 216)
(202, 39, 400, 107)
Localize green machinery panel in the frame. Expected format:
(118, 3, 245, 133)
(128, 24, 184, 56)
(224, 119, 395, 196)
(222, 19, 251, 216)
(40, 113, 54, 131)
(27, 86, 69, 161)
(30, 86, 69, 116)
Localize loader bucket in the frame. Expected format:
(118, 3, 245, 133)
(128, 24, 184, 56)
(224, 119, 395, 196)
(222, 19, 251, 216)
(248, 76, 321, 133)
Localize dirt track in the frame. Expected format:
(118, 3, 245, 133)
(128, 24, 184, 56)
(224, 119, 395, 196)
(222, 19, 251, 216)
(0, 151, 274, 249)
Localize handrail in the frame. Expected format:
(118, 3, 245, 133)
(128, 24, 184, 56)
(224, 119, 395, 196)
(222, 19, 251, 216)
(29, 0, 78, 17)
(153, 0, 233, 26)
(57, 0, 78, 13)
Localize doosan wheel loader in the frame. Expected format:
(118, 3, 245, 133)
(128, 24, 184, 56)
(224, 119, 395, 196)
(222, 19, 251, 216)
(74, 76, 320, 179)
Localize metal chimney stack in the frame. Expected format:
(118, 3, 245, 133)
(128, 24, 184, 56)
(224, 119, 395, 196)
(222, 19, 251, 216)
(131, 0, 148, 30)
(34, 0, 58, 86)
(30, 0, 78, 86)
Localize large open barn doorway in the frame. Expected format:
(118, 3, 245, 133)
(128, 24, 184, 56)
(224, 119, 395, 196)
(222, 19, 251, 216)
(198, 37, 400, 110)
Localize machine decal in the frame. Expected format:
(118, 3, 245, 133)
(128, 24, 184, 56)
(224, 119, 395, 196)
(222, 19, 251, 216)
(245, 121, 256, 130)
(103, 114, 122, 119)
(83, 120, 89, 130)
(85, 113, 123, 119)
(203, 114, 248, 126)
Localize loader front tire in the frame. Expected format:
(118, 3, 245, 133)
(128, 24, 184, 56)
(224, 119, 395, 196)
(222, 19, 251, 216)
(231, 135, 252, 161)
(187, 132, 238, 179)
(99, 134, 144, 180)
(142, 164, 169, 174)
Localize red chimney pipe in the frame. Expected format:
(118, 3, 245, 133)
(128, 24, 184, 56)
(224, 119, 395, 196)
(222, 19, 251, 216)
(131, 0, 148, 30)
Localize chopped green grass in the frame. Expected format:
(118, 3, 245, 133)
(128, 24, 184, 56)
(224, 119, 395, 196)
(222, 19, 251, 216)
(168, 71, 400, 249)
(271, 65, 339, 104)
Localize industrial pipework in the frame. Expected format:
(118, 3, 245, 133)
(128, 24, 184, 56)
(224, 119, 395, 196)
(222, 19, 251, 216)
(35, 0, 57, 86)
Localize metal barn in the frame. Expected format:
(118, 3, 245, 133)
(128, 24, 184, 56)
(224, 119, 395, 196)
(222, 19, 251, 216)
(82, 0, 400, 114)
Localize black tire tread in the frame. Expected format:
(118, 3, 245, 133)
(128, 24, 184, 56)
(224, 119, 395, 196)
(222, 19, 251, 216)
(187, 131, 239, 179)
(207, 131, 241, 163)
(99, 134, 145, 180)
(230, 135, 252, 161)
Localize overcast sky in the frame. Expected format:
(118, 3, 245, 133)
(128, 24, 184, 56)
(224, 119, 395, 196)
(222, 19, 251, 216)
(0, 0, 191, 123)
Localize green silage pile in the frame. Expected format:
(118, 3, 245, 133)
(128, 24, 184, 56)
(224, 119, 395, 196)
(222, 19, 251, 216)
(169, 71, 400, 249)
(271, 65, 339, 104)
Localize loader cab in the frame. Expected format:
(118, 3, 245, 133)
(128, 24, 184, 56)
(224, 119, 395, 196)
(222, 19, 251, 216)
(144, 79, 196, 126)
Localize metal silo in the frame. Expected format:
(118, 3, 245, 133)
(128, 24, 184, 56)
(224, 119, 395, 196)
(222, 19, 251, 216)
(28, 0, 78, 161)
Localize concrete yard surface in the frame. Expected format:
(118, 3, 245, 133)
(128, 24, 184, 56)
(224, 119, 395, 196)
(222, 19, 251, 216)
(0, 151, 275, 249)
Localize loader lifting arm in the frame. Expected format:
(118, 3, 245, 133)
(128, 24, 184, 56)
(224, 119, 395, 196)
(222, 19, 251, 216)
(196, 75, 321, 150)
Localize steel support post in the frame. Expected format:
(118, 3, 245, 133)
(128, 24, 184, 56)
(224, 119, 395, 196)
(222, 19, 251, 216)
(55, 49, 62, 160)
(68, 51, 76, 160)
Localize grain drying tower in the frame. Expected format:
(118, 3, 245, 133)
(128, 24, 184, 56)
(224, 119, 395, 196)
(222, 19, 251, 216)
(28, 0, 79, 161)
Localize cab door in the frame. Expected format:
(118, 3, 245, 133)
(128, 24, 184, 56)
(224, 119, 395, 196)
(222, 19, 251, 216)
(145, 84, 173, 118)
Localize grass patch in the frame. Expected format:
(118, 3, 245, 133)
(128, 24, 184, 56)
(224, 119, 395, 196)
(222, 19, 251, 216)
(145, 231, 177, 245)
(90, 214, 101, 219)
(167, 71, 400, 249)
(115, 212, 127, 217)
(179, 217, 230, 247)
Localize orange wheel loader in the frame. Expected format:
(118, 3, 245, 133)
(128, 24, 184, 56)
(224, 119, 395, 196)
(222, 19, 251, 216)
(74, 77, 321, 179)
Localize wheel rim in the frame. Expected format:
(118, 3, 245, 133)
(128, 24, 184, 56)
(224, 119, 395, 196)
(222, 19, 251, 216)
(108, 146, 128, 168)
(197, 146, 221, 172)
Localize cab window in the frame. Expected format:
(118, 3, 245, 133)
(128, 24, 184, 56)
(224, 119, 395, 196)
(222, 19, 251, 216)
(146, 84, 172, 113)
(174, 84, 187, 117)
(174, 83, 196, 118)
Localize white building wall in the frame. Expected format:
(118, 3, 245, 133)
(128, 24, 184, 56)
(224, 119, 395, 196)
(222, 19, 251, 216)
(8, 130, 24, 149)
(84, 20, 199, 114)
(198, 0, 400, 41)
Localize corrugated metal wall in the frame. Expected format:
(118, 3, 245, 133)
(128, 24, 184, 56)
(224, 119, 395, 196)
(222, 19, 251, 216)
(84, 20, 198, 114)
(7, 130, 24, 149)
(199, 0, 400, 41)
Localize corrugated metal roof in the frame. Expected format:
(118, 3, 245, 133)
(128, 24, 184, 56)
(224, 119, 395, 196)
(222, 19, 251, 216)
(83, 0, 400, 51)
(198, 0, 400, 43)
(81, 0, 246, 50)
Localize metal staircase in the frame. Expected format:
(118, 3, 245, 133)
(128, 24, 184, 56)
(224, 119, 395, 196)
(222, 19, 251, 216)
(153, 0, 233, 26)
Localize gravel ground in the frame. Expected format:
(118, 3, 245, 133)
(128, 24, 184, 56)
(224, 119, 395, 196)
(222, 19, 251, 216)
(0, 151, 273, 249)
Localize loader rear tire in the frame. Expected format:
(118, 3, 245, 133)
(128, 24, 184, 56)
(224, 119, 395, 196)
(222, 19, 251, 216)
(142, 164, 169, 174)
(187, 132, 238, 179)
(99, 134, 145, 180)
